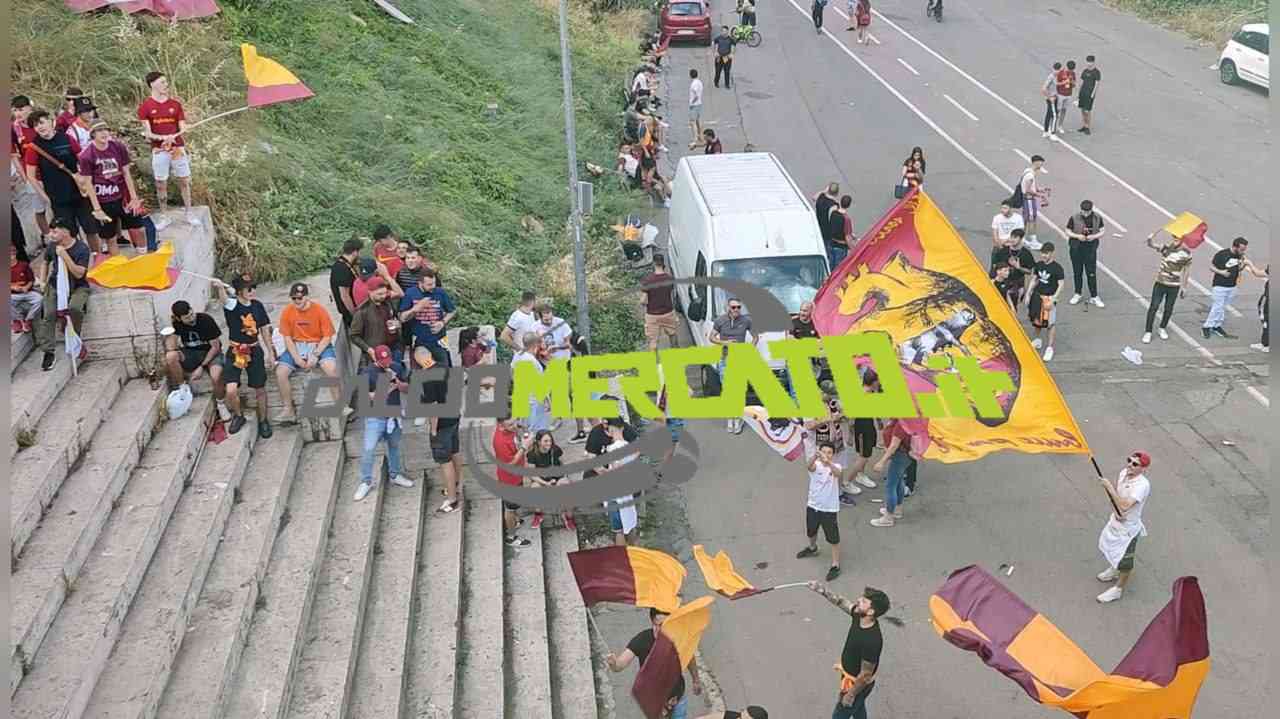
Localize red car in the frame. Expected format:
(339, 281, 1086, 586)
(661, 0, 712, 46)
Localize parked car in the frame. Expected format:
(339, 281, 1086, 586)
(661, 0, 713, 46)
(1219, 23, 1269, 89)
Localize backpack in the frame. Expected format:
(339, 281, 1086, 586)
(1007, 171, 1029, 209)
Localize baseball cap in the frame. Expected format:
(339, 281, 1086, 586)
(289, 282, 308, 298)
(89, 120, 109, 134)
(1130, 451, 1151, 468)
(73, 97, 96, 115)
(231, 275, 256, 293)
(365, 276, 386, 292)
(373, 345, 393, 368)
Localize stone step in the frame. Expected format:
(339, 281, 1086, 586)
(9, 381, 166, 698)
(83, 410, 258, 719)
(222, 440, 345, 719)
(456, 496, 506, 719)
(10, 359, 127, 562)
(543, 527, 601, 719)
(10, 342, 74, 459)
(11, 328, 33, 375)
(155, 427, 304, 719)
(10, 396, 214, 719)
(347, 429, 428, 719)
(404, 467, 467, 719)
(283, 453, 391, 719)
(506, 520, 554, 717)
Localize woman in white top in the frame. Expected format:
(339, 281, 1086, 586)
(1095, 451, 1153, 603)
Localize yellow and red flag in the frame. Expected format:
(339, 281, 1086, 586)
(631, 596, 714, 719)
(87, 242, 178, 291)
(741, 407, 808, 462)
(567, 546, 686, 614)
(241, 44, 315, 108)
(1163, 212, 1208, 249)
(930, 565, 1209, 718)
(692, 545, 771, 600)
(812, 188, 1089, 464)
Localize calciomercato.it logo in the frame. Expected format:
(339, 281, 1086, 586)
(298, 276, 1013, 513)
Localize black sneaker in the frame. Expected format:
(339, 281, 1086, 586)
(568, 431, 588, 444)
(505, 535, 532, 548)
(826, 565, 842, 582)
(258, 420, 273, 439)
(1211, 326, 1235, 339)
(1202, 327, 1212, 339)
(41, 351, 56, 371)
(796, 546, 818, 559)
(839, 493, 857, 506)
(228, 414, 247, 435)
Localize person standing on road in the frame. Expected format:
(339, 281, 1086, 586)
(853, 0, 872, 45)
(709, 297, 756, 434)
(814, 182, 840, 241)
(1018, 155, 1046, 248)
(1065, 200, 1106, 307)
(990, 201, 1026, 265)
(642, 254, 679, 351)
(1041, 64, 1061, 139)
(1141, 229, 1192, 344)
(1027, 242, 1064, 361)
(1077, 55, 1101, 134)
(869, 418, 914, 527)
(688, 69, 704, 140)
(796, 442, 845, 581)
(1202, 237, 1266, 339)
(606, 607, 704, 718)
(1253, 266, 1269, 353)
(991, 229, 1035, 310)
(714, 27, 735, 89)
(812, 0, 828, 33)
(1095, 452, 1153, 603)
(805, 582, 889, 719)
(827, 195, 854, 269)
(1054, 60, 1077, 134)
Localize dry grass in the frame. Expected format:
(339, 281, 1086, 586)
(1103, 0, 1267, 45)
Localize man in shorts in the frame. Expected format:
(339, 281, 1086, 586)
(796, 442, 844, 582)
(77, 121, 147, 255)
(1077, 55, 1101, 135)
(1018, 155, 1045, 249)
(163, 299, 228, 419)
(138, 71, 193, 224)
(493, 417, 534, 548)
(216, 276, 276, 438)
(642, 254, 679, 351)
(847, 370, 881, 492)
(423, 344, 463, 515)
(274, 282, 341, 424)
(1027, 242, 1065, 362)
(688, 69, 704, 140)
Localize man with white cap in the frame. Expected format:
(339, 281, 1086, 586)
(1095, 451, 1153, 603)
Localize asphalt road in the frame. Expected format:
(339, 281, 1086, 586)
(599, 1, 1269, 717)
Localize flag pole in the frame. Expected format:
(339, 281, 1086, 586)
(1089, 455, 1123, 516)
(771, 582, 811, 591)
(172, 105, 251, 139)
(584, 606, 609, 653)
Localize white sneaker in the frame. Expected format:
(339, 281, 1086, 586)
(1097, 586, 1123, 603)
(1250, 343, 1269, 352)
(1031, 338, 1043, 350)
(1089, 297, 1105, 308)
(216, 400, 232, 422)
(414, 417, 427, 427)
(1141, 332, 1152, 344)
(152, 216, 173, 232)
(1069, 293, 1083, 305)
(1097, 567, 1119, 582)
(1041, 131, 1051, 138)
(353, 482, 374, 501)
(840, 481, 863, 496)
(1158, 328, 1169, 340)
(1043, 346, 1055, 361)
(390, 473, 415, 488)
(855, 472, 876, 489)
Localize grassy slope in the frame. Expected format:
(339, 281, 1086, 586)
(1102, 0, 1267, 44)
(12, 0, 648, 351)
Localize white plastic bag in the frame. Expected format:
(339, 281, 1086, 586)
(166, 383, 194, 420)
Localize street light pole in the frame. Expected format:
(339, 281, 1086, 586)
(558, 0, 592, 351)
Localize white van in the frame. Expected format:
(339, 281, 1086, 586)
(665, 152, 829, 389)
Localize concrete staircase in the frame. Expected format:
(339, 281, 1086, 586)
(8, 311, 601, 718)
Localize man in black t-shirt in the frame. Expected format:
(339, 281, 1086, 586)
(1203, 237, 1265, 339)
(990, 228, 1036, 309)
(713, 27, 735, 88)
(1065, 200, 1105, 306)
(216, 276, 276, 438)
(1076, 55, 1101, 134)
(605, 607, 703, 715)
(330, 237, 362, 328)
(807, 582, 889, 719)
(813, 182, 839, 246)
(162, 300, 227, 413)
(419, 344, 462, 515)
(1026, 242, 1065, 362)
(23, 110, 99, 246)
(34, 219, 91, 371)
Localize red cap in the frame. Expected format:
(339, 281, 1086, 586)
(365, 276, 386, 292)
(373, 345, 393, 368)
(1131, 451, 1151, 468)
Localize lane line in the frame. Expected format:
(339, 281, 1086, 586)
(1094, 209, 1127, 234)
(896, 57, 920, 76)
(866, 8, 1232, 253)
(943, 93, 979, 122)
(782, 0, 1267, 407)
(867, 33, 880, 45)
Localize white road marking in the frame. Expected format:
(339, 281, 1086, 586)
(868, 33, 881, 45)
(896, 58, 920, 76)
(782, 0, 1267, 407)
(943, 94, 980, 122)
(1246, 386, 1270, 407)
(1094, 209, 1127, 233)
(867, 8, 1230, 253)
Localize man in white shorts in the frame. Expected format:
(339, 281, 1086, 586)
(138, 71, 194, 226)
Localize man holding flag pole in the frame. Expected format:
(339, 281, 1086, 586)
(35, 217, 91, 372)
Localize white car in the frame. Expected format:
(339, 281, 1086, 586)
(1219, 23, 1269, 89)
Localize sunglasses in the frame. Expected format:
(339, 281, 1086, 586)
(729, 305, 742, 310)
(290, 295, 306, 300)
(1127, 458, 1143, 467)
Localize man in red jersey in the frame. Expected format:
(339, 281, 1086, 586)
(138, 71, 193, 225)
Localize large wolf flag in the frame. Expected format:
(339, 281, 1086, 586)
(812, 187, 1090, 463)
(930, 565, 1209, 718)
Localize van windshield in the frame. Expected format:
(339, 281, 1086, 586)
(711, 255, 828, 317)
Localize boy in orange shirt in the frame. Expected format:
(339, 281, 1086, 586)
(275, 282, 342, 423)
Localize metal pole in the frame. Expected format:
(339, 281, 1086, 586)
(558, 0, 592, 351)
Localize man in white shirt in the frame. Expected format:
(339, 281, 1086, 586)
(1095, 451, 1153, 603)
(500, 290, 538, 351)
(603, 418, 640, 546)
(1019, 156, 1046, 249)
(990, 201, 1025, 261)
(688, 68, 704, 140)
(534, 304, 573, 362)
(796, 442, 844, 582)
(511, 331, 551, 434)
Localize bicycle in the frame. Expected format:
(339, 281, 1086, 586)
(730, 23, 763, 48)
(926, 0, 943, 21)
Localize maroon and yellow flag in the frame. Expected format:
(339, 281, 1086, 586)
(86, 242, 178, 290)
(692, 545, 770, 600)
(241, 44, 315, 108)
(1163, 212, 1208, 250)
(930, 565, 1209, 718)
(631, 596, 714, 719)
(812, 188, 1089, 463)
(567, 546, 686, 614)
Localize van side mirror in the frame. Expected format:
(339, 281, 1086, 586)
(687, 298, 706, 322)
